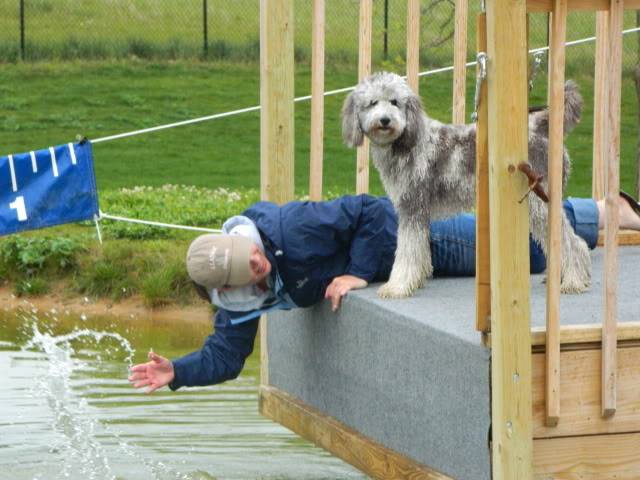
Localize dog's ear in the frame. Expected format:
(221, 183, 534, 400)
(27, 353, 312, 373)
(341, 91, 364, 147)
(394, 94, 424, 153)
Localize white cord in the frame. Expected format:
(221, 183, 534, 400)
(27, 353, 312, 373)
(90, 27, 640, 146)
(99, 211, 222, 233)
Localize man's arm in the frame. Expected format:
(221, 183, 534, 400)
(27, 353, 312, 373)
(169, 308, 259, 390)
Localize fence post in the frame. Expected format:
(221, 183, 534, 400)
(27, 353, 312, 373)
(203, 0, 209, 57)
(383, 0, 389, 59)
(20, 0, 25, 61)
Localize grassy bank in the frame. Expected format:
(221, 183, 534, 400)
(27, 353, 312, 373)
(0, 185, 260, 306)
(1, 60, 639, 197)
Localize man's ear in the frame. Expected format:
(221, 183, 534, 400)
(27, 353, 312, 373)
(341, 91, 364, 147)
(192, 281, 211, 302)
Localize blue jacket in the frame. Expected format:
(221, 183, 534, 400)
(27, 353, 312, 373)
(169, 194, 398, 390)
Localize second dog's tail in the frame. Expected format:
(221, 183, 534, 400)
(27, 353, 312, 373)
(531, 80, 582, 136)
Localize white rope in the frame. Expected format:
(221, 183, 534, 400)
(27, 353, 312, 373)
(89, 27, 640, 146)
(99, 211, 222, 233)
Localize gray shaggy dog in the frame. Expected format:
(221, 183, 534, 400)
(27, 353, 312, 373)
(342, 71, 591, 298)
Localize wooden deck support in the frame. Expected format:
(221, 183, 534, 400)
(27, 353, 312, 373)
(602, 0, 624, 419)
(406, 0, 421, 94)
(475, 13, 491, 334)
(259, 0, 295, 386)
(486, 0, 533, 476)
(545, 0, 568, 428)
(593, 12, 608, 200)
(309, 0, 325, 201)
(453, 0, 469, 123)
(356, 0, 372, 194)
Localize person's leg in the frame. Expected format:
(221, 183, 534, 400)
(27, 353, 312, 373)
(429, 214, 546, 276)
(561, 198, 599, 249)
(596, 194, 640, 231)
(429, 200, 600, 277)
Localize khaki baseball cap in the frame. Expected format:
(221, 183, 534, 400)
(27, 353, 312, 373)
(186, 234, 254, 291)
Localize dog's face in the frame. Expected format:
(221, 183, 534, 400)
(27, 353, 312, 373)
(342, 72, 422, 149)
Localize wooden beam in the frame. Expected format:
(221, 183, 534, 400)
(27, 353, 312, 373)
(356, 0, 372, 194)
(475, 13, 490, 333)
(486, 0, 533, 475)
(406, 0, 421, 94)
(309, 0, 325, 201)
(597, 229, 640, 246)
(260, 0, 294, 204)
(545, 0, 568, 429)
(453, 0, 468, 123)
(527, 0, 640, 11)
(259, 0, 295, 388)
(259, 386, 453, 480)
(530, 322, 640, 346)
(533, 348, 640, 438)
(592, 12, 608, 200)
(602, 0, 624, 419)
(534, 432, 640, 479)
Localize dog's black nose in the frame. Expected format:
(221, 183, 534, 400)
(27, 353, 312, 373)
(380, 117, 391, 126)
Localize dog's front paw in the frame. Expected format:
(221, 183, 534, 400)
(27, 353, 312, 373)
(560, 275, 590, 294)
(377, 281, 416, 299)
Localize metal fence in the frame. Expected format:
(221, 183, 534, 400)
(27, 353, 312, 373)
(1, 1, 639, 72)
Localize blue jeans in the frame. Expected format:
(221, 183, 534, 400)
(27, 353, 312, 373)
(430, 198, 599, 276)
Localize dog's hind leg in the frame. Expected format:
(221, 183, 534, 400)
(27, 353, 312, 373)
(529, 195, 592, 293)
(378, 217, 433, 298)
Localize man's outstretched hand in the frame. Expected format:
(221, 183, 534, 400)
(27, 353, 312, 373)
(324, 275, 368, 312)
(128, 351, 175, 393)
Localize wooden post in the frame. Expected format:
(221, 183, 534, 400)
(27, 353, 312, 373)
(406, 0, 421, 94)
(309, 0, 325, 201)
(259, 0, 295, 386)
(453, 0, 469, 123)
(475, 13, 491, 333)
(602, 0, 623, 419)
(545, 0, 568, 428)
(486, 0, 533, 475)
(593, 12, 608, 200)
(356, 0, 372, 194)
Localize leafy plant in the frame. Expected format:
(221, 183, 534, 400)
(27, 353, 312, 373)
(0, 235, 83, 277)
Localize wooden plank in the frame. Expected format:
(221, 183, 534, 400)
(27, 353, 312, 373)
(452, 0, 468, 123)
(356, 0, 372, 194)
(602, 0, 624, 419)
(527, 0, 640, 11)
(545, 0, 568, 428)
(259, 0, 295, 389)
(486, 0, 533, 475)
(475, 13, 491, 333)
(534, 432, 640, 479)
(598, 229, 640, 246)
(309, 0, 325, 201)
(259, 386, 453, 480)
(592, 11, 608, 200)
(532, 348, 640, 438)
(406, 0, 420, 94)
(530, 322, 640, 346)
(260, 0, 294, 204)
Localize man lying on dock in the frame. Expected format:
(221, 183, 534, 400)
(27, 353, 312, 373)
(128, 192, 640, 393)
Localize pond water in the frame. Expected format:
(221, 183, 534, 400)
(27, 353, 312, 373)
(0, 306, 366, 480)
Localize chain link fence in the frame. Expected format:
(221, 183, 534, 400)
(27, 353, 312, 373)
(1, 0, 639, 72)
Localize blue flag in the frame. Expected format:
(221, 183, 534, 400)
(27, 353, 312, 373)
(0, 141, 99, 236)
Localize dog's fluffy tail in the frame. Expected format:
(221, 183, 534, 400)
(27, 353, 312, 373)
(531, 80, 582, 136)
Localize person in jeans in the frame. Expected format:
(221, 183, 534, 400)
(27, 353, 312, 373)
(128, 192, 640, 393)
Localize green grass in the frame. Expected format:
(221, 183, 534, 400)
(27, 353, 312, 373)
(1, 59, 639, 198)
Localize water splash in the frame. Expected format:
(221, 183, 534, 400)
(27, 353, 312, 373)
(15, 312, 192, 480)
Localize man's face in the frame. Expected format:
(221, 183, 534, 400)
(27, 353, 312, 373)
(247, 242, 271, 285)
(220, 242, 271, 292)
